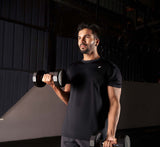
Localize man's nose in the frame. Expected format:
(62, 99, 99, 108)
(78, 37, 86, 45)
(81, 37, 86, 44)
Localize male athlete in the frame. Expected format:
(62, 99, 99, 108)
(42, 23, 122, 147)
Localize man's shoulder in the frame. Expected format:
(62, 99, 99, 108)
(100, 58, 117, 68)
(100, 58, 121, 76)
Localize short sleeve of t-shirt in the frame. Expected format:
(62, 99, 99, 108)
(106, 61, 122, 88)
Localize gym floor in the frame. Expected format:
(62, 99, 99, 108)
(0, 126, 159, 147)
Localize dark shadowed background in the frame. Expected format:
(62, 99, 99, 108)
(0, 0, 160, 147)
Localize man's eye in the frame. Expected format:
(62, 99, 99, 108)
(86, 35, 90, 38)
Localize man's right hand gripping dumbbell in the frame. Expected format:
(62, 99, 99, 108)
(32, 70, 67, 88)
(42, 72, 54, 86)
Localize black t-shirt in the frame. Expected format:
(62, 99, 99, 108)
(62, 58, 122, 140)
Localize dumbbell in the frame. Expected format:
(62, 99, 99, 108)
(90, 133, 131, 147)
(32, 70, 67, 87)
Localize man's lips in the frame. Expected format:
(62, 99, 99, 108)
(80, 44, 87, 48)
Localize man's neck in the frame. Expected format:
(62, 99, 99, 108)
(83, 52, 100, 61)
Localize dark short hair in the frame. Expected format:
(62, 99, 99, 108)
(77, 23, 101, 39)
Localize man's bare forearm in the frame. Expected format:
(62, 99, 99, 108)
(42, 74, 70, 105)
(107, 98, 121, 137)
(50, 84, 70, 105)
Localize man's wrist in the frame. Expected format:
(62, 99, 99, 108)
(105, 135, 117, 143)
(107, 130, 115, 138)
(49, 81, 56, 88)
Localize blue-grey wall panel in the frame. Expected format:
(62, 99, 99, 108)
(39, 0, 46, 27)
(1, 0, 10, 18)
(9, 0, 17, 20)
(22, 27, 31, 71)
(61, 38, 67, 69)
(0, 0, 2, 17)
(24, 0, 33, 25)
(3, 22, 14, 68)
(0, 20, 4, 67)
(30, 29, 38, 71)
(55, 36, 81, 70)
(67, 38, 73, 67)
(1, 0, 48, 28)
(43, 32, 49, 71)
(0, 70, 34, 117)
(16, 0, 25, 22)
(0, 0, 49, 117)
(0, 71, 6, 113)
(37, 31, 45, 70)
(13, 24, 24, 69)
(32, 0, 39, 26)
(56, 36, 63, 69)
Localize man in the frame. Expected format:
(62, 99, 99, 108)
(42, 23, 122, 147)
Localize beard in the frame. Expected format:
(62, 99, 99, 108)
(80, 47, 90, 54)
(79, 42, 95, 54)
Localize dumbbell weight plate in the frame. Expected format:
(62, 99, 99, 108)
(124, 135, 130, 147)
(117, 135, 131, 147)
(52, 70, 67, 87)
(32, 70, 46, 87)
(58, 70, 67, 87)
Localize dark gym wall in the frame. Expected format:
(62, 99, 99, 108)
(55, 36, 82, 70)
(0, 0, 50, 117)
(50, 0, 160, 83)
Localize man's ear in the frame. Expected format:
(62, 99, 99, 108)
(95, 39, 100, 46)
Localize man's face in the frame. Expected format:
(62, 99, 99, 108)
(78, 28, 99, 54)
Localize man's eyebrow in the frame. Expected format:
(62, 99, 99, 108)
(78, 34, 91, 38)
(85, 34, 91, 36)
